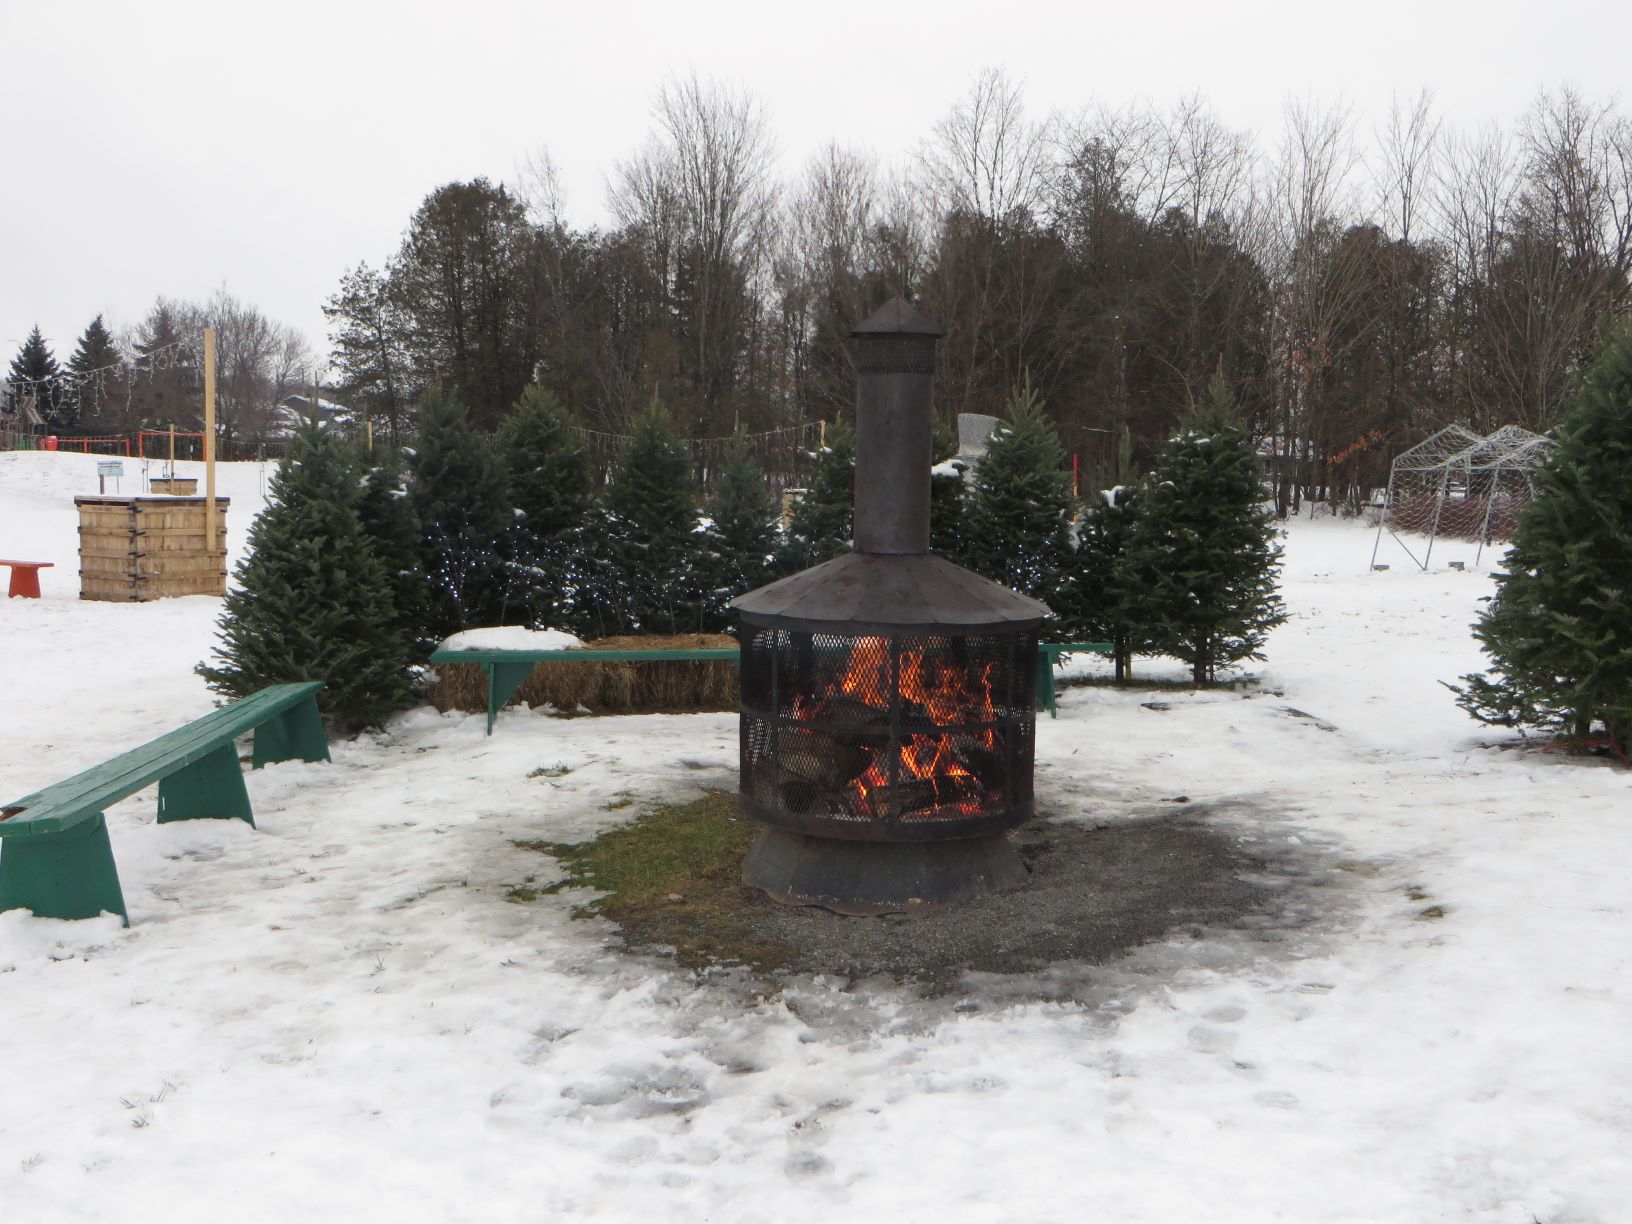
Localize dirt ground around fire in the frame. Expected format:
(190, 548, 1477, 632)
(528, 790, 1348, 997)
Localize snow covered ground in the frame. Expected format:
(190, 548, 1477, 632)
(2, 450, 1628, 1223)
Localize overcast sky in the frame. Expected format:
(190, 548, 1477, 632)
(1, 0, 1624, 374)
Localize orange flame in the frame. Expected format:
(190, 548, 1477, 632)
(792, 636, 1004, 821)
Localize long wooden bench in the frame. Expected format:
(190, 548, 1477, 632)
(0, 682, 329, 924)
(430, 641, 1113, 732)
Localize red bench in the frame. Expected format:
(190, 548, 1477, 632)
(0, 560, 53, 598)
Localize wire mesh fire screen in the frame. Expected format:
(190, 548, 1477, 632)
(739, 621, 1038, 841)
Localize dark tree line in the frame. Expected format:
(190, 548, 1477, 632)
(4, 293, 311, 441)
(325, 75, 1632, 512)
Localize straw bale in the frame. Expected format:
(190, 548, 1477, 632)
(426, 632, 740, 716)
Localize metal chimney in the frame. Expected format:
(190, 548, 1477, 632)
(851, 298, 943, 555)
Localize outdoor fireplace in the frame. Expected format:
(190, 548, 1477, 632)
(732, 300, 1047, 914)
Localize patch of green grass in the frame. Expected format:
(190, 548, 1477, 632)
(1418, 904, 1447, 920)
(516, 790, 795, 972)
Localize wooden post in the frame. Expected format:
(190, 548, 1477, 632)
(203, 328, 217, 571)
(366, 418, 374, 453)
(168, 422, 175, 480)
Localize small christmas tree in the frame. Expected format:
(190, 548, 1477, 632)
(1457, 327, 1632, 751)
(779, 420, 855, 571)
(499, 386, 590, 629)
(8, 326, 61, 428)
(962, 379, 1074, 604)
(1126, 368, 1286, 687)
(1058, 483, 1151, 683)
(501, 386, 590, 538)
(67, 315, 124, 429)
(408, 386, 518, 640)
(356, 449, 429, 656)
(597, 405, 710, 635)
(198, 421, 414, 731)
(704, 431, 779, 620)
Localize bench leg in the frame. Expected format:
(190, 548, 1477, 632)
(0, 813, 129, 924)
(157, 744, 255, 827)
(252, 696, 331, 768)
(1034, 655, 1059, 719)
(8, 566, 42, 598)
(488, 662, 535, 734)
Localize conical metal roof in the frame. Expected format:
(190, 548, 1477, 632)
(852, 297, 945, 338)
(731, 551, 1048, 635)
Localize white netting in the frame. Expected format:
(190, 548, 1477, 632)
(1370, 424, 1554, 569)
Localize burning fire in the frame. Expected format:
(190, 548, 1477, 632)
(790, 635, 1004, 822)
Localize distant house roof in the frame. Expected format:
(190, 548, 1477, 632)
(270, 394, 354, 439)
(278, 394, 350, 417)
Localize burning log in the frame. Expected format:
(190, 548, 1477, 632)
(793, 692, 894, 744)
(774, 724, 873, 789)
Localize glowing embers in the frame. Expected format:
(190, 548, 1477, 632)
(738, 625, 1036, 839)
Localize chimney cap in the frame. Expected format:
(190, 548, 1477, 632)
(851, 297, 944, 338)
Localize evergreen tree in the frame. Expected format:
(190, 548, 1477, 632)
(131, 299, 198, 429)
(7, 326, 60, 428)
(1058, 483, 1153, 683)
(1126, 368, 1286, 687)
(962, 379, 1075, 605)
(356, 449, 430, 656)
(1456, 326, 1632, 750)
(198, 421, 415, 731)
(408, 386, 518, 640)
(67, 315, 124, 429)
(778, 420, 855, 571)
(500, 386, 590, 537)
(591, 405, 710, 635)
(704, 431, 779, 619)
(499, 385, 590, 629)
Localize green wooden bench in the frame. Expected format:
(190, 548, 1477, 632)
(0, 681, 329, 924)
(431, 641, 1112, 731)
(1034, 641, 1114, 717)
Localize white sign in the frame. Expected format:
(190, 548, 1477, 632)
(97, 461, 124, 478)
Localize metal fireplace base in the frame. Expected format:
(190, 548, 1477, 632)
(743, 827, 1028, 916)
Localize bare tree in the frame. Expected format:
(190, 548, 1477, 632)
(204, 289, 311, 440)
(1267, 97, 1373, 513)
(514, 144, 567, 229)
(608, 72, 779, 434)
(922, 67, 1050, 223)
(1377, 91, 1442, 245)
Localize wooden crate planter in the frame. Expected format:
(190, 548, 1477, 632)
(148, 477, 199, 495)
(75, 495, 229, 601)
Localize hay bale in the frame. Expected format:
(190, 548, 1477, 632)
(427, 633, 739, 717)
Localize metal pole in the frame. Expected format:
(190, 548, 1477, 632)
(1368, 467, 1390, 570)
(1475, 464, 1500, 568)
(1423, 468, 1449, 571)
(204, 329, 217, 573)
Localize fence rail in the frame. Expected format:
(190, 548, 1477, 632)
(1, 419, 822, 487)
